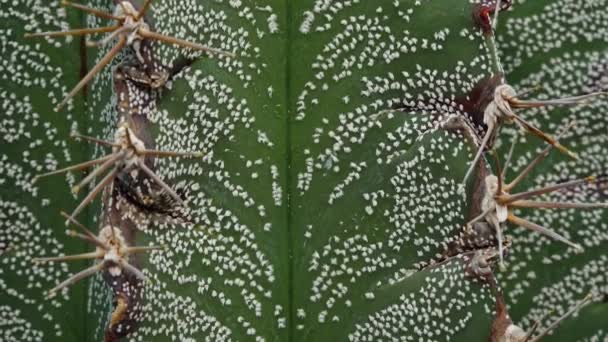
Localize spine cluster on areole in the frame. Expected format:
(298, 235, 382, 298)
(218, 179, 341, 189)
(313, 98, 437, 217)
(438, 2, 608, 341)
(26, 0, 233, 340)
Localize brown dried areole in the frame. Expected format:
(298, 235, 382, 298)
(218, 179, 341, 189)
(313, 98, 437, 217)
(441, 220, 502, 263)
(103, 265, 145, 342)
(464, 244, 510, 281)
(115, 172, 193, 223)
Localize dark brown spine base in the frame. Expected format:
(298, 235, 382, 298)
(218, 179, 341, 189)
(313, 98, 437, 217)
(471, 1, 513, 36)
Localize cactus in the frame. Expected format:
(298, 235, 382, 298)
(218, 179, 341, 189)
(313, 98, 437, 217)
(1, 0, 607, 341)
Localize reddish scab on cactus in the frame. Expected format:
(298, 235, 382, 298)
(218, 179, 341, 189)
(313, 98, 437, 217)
(472, 0, 513, 35)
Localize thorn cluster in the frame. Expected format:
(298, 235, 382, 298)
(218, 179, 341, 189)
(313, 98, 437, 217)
(32, 121, 202, 223)
(463, 84, 606, 184)
(467, 122, 608, 267)
(25, 0, 234, 112)
(28, 1, 225, 339)
(34, 213, 164, 297)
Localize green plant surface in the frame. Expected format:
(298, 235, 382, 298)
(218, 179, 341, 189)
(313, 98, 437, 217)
(92, 0, 501, 340)
(287, 1, 500, 339)
(1, 0, 607, 341)
(0, 2, 89, 341)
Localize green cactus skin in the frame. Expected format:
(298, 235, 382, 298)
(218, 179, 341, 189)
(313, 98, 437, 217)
(1, 0, 606, 341)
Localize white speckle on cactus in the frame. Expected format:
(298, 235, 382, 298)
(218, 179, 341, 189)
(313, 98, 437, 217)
(494, 21, 608, 336)
(0, 1, 90, 339)
(348, 257, 494, 341)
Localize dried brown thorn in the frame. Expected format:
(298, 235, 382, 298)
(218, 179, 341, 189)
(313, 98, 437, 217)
(467, 121, 608, 265)
(34, 216, 163, 297)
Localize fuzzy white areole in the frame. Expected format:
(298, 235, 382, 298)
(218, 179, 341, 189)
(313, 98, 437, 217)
(98, 225, 128, 277)
(111, 2, 148, 52)
(113, 121, 147, 173)
(500, 292, 595, 342)
(466, 121, 608, 269)
(32, 213, 164, 297)
(502, 324, 527, 342)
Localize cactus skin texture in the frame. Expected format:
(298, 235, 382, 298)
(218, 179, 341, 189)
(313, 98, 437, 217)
(1, 0, 607, 342)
